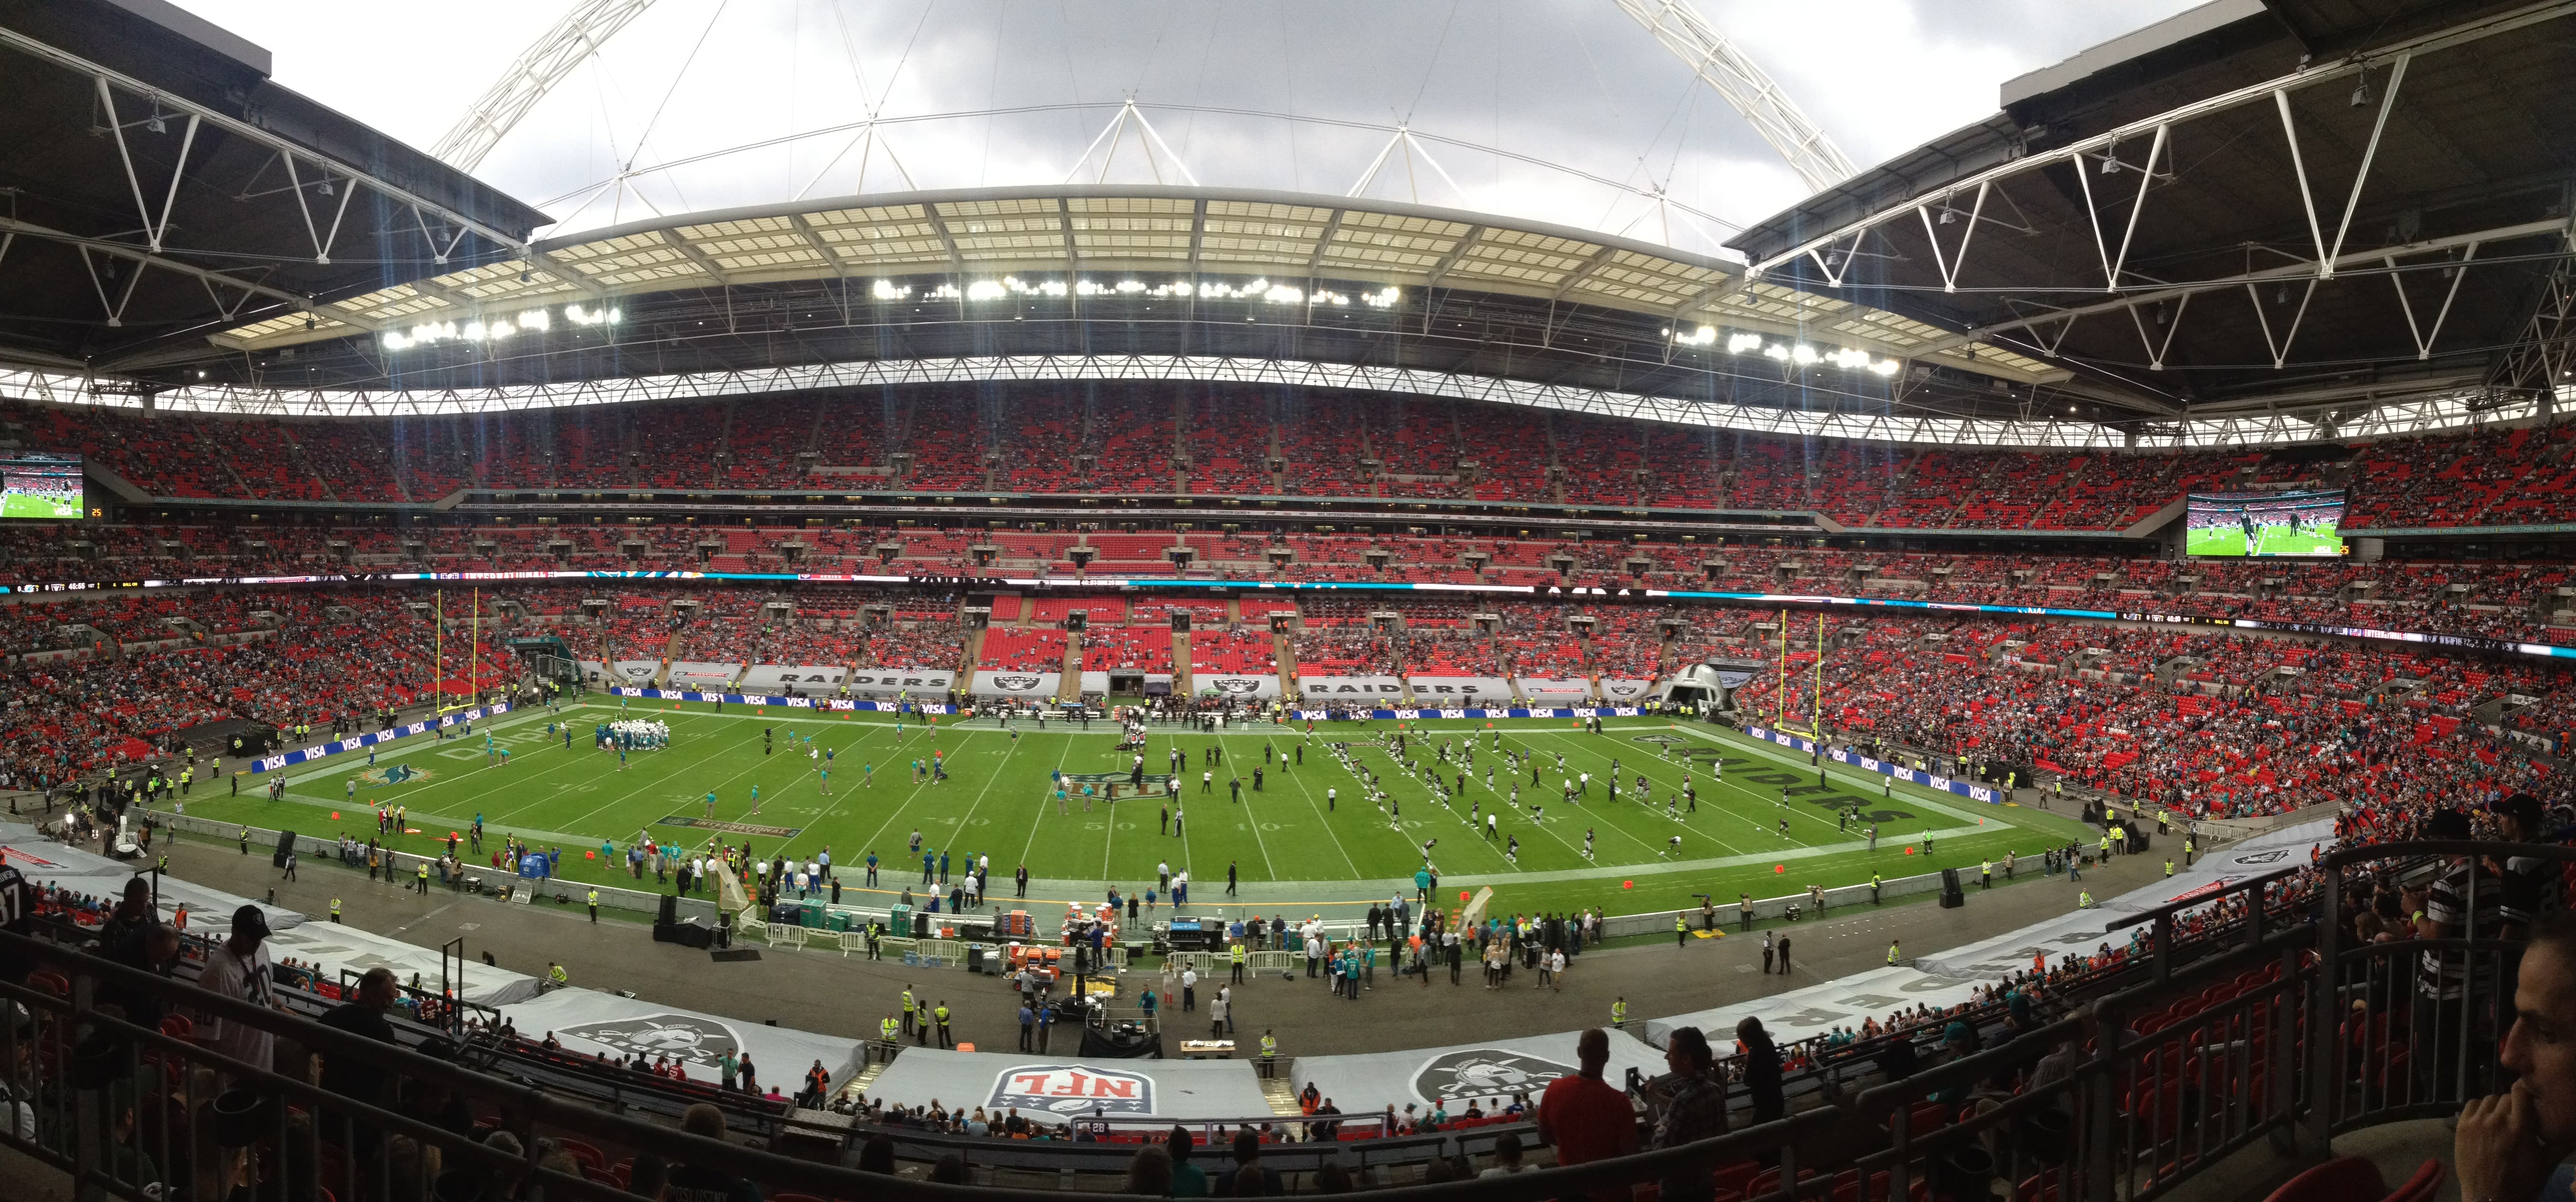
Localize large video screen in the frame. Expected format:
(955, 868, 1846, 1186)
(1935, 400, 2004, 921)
(0, 452, 84, 520)
(2186, 489, 2347, 557)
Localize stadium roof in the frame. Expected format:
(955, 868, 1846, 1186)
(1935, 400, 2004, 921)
(0, 0, 551, 371)
(195, 185, 2058, 385)
(1726, 0, 2576, 427)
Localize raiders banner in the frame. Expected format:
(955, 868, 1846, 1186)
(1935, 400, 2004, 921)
(1196, 673, 1281, 699)
(973, 670, 1063, 699)
(1598, 679, 1655, 701)
(1405, 676, 1511, 702)
(736, 664, 851, 693)
(1294, 1032, 1663, 1113)
(843, 668, 957, 697)
(610, 660, 661, 683)
(1296, 675, 1406, 701)
(498, 989, 865, 1094)
(1516, 677, 1594, 701)
(664, 662, 742, 686)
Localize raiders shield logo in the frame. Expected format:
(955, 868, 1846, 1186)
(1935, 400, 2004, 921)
(989, 1064, 1156, 1115)
(2230, 849, 2289, 865)
(1413, 1049, 1575, 1103)
(1211, 678, 1262, 694)
(1607, 684, 1642, 697)
(994, 675, 1044, 691)
(556, 1014, 741, 1072)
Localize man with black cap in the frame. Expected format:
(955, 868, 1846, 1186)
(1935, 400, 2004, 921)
(196, 906, 284, 1075)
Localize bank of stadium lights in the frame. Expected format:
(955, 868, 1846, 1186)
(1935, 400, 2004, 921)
(1665, 324, 1901, 376)
(379, 303, 619, 351)
(870, 278, 1400, 309)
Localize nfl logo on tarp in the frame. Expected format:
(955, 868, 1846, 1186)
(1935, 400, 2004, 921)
(990, 1065, 1156, 1115)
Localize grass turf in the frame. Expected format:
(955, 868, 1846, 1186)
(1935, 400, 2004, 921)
(170, 696, 2099, 918)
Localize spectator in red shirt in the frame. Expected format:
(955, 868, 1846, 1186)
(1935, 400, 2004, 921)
(1538, 1027, 1640, 1196)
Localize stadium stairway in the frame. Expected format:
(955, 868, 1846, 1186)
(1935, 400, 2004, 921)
(654, 629, 684, 687)
(1057, 633, 1082, 701)
(957, 624, 988, 678)
(1172, 628, 1194, 695)
(1273, 629, 1300, 691)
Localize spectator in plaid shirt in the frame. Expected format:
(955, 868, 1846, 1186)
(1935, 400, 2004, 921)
(1653, 1026, 1728, 1202)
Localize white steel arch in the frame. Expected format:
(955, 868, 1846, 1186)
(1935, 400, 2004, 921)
(430, 0, 658, 172)
(1610, 0, 1857, 193)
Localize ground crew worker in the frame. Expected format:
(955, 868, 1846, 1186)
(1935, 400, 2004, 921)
(179, 767, 191, 796)
(1259, 1029, 1279, 1077)
(238, 826, 250, 854)
(2184, 836, 2196, 866)
(2099, 832, 2112, 860)
(2157, 808, 2170, 834)
(934, 1001, 953, 1049)
(2079, 890, 2095, 909)
(901, 986, 916, 1037)
(1887, 940, 1901, 966)
(1611, 996, 1628, 1029)
(880, 1013, 899, 1044)
(1980, 859, 1992, 889)
(416, 861, 429, 893)
(1230, 941, 1247, 984)
(156, 852, 168, 876)
(588, 888, 599, 923)
(330, 897, 342, 924)
(2164, 858, 2175, 878)
(914, 998, 932, 1045)
(547, 962, 570, 991)
(1871, 872, 1883, 904)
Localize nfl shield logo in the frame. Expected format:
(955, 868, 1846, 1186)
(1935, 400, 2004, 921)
(990, 1064, 1156, 1115)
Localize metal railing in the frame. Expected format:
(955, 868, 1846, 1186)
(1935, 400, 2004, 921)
(1, 838, 2544, 1201)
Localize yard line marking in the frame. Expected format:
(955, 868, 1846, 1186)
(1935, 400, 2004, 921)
(1013, 736, 1082, 872)
(1257, 736, 1365, 879)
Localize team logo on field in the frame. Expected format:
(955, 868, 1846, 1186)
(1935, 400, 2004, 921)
(556, 1014, 741, 1071)
(989, 1065, 1155, 1115)
(993, 674, 1046, 691)
(354, 765, 434, 787)
(658, 817, 803, 839)
(1414, 1049, 1575, 1103)
(1209, 678, 1264, 694)
(1628, 734, 1687, 747)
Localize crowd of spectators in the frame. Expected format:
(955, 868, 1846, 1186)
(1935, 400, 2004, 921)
(17, 388, 2576, 529)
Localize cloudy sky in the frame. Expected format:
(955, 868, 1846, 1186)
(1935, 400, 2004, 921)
(172, 0, 2200, 257)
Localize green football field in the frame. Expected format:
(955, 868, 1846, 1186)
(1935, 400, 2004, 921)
(171, 697, 2097, 919)
(0, 491, 81, 519)
(2188, 521, 2342, 557)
